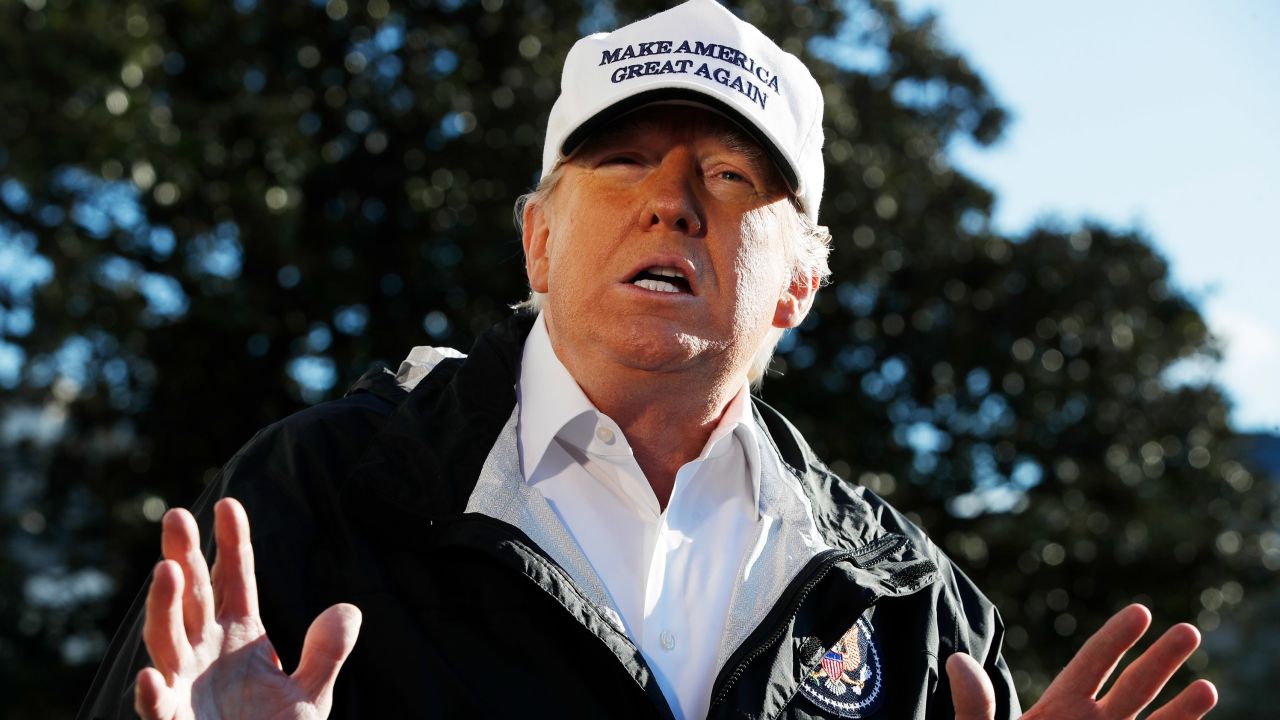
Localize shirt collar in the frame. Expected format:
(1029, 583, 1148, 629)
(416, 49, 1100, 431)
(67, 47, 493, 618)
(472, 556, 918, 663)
(516, 311, 762, 514)
(517, 312, 602, 479)
(706, 379, 762, 516)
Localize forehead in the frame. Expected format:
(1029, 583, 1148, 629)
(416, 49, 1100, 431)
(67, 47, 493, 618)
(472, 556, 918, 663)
(575, 105, 783, 182)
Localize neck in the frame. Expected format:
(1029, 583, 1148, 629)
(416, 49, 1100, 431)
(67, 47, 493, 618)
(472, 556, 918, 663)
(549, 337, 746, 510)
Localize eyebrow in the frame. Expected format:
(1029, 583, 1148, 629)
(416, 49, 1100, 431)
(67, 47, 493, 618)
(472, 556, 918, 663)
(578, 111, 782, 189)
(713, 127, 771, 181)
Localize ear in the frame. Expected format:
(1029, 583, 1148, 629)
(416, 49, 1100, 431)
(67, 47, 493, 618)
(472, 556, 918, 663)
(522, 198, 552, 293)
(773, 273, 819, 329)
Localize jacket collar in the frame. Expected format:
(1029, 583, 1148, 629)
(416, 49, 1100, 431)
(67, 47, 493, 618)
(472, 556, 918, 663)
(342, 311, 535, 539)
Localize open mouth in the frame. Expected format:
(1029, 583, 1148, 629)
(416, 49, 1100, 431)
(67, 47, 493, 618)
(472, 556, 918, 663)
(629, 266, 693, 294)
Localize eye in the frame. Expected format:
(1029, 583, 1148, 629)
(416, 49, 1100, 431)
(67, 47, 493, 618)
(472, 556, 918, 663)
(708, 164, 762, 193)
(601, 154, 641, 166)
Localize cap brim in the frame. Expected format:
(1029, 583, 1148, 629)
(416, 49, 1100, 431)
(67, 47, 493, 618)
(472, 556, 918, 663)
(558, 87, 801, 193)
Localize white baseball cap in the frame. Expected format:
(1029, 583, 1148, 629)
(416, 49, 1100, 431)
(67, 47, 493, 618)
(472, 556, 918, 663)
(541, 0, 826, 220)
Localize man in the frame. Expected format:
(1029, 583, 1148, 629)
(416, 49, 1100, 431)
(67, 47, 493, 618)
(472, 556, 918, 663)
(80, 1, 1218, 718)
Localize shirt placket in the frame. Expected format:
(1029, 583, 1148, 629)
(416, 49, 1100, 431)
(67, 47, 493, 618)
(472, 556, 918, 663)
(644, 504, 681, 657)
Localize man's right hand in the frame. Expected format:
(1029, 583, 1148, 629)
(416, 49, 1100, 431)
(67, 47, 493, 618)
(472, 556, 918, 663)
(948, 604, 1216, 720)
(135, 498, 362, 720)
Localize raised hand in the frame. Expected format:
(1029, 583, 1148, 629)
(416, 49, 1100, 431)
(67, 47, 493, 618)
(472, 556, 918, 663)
(134, 498, 362, 720)
(948, 604, 1217, 720)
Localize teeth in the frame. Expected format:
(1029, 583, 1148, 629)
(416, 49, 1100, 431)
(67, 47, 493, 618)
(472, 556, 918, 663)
(635, 278, 681, 293)
(648, 266, 685, 279)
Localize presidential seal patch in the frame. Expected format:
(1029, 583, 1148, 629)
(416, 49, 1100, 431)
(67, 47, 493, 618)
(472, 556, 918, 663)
(798, 614, 884, 717)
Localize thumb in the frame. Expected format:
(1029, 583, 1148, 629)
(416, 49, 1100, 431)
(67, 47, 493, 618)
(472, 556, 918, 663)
(292, 603, 363, 706)
(947, 652, 997, 720)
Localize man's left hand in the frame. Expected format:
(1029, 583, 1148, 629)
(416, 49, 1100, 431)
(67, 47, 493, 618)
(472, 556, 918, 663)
(947, 604, 1218, 720)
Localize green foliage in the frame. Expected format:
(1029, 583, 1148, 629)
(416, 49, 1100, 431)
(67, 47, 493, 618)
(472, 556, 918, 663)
(0, 0, 1274, 716)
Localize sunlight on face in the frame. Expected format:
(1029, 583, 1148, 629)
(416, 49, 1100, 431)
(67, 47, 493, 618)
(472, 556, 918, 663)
(527, 105, 802, 385)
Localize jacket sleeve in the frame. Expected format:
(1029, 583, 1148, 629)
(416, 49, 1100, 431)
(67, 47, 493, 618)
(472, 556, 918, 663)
(849, 485, 1023, 720)
(977, 602, 1021, 720)
(938, 557, 1023, 720)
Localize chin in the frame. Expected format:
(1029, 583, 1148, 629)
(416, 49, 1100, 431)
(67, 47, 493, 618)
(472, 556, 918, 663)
(609, 320, 709, 370)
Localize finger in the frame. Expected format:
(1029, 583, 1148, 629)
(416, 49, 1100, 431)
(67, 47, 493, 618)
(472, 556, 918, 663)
(134, 666, 178, 720)
(946, 652, 997, 720)
(161, 508, 215, 645)
(1041, 603, 1151, 701)
(210, 497, 260, 619)
(141, 560, 193, 678)
(1098, 623, 1201, 718)
(292, 603, 363, 706)
(1146, 679, 1218, 720)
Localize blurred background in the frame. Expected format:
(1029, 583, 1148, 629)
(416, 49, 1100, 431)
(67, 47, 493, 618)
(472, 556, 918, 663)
(1, 0, 1276, 717)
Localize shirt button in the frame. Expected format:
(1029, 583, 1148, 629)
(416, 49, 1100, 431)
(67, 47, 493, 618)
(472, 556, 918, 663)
(595, 425, 615, 444)
(659, 630, 676, 651)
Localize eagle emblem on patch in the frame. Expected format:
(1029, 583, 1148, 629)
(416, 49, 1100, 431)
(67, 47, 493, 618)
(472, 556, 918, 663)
(798, 614, 884, 717)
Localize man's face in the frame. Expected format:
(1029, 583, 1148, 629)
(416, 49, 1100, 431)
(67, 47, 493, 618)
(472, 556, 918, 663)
(523, 105, 816, 383)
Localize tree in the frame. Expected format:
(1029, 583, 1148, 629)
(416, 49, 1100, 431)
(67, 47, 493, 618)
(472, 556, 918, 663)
(0, 0, 1273, 716)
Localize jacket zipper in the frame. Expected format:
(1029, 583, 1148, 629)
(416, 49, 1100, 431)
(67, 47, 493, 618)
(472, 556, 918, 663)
(708, 547, 854, 709)
(708, 533, 911, 711)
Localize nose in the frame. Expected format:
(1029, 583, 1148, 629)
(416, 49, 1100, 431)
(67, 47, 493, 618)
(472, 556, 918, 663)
(641, 150, 705, 236)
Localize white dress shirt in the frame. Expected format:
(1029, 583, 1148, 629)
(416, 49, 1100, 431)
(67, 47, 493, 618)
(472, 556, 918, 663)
(517, 313, 762, 720)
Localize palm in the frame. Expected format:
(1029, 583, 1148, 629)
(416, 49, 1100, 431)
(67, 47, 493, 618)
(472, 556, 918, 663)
(176, 622, 306, 720)
(134, 500, 361, 720)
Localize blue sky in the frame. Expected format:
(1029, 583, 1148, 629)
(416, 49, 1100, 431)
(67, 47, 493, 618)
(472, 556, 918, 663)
(896, 0, 1280, 432)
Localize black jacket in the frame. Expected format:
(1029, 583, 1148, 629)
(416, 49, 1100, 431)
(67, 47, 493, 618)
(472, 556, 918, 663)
(80, 313, 1019, 719)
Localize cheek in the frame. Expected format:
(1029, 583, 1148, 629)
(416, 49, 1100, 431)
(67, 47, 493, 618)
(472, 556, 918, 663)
(728, 246, 789, 329)
(543, 217, 587, 291)
(545, 234, 602, 302)
(730, 214, 792, 310)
